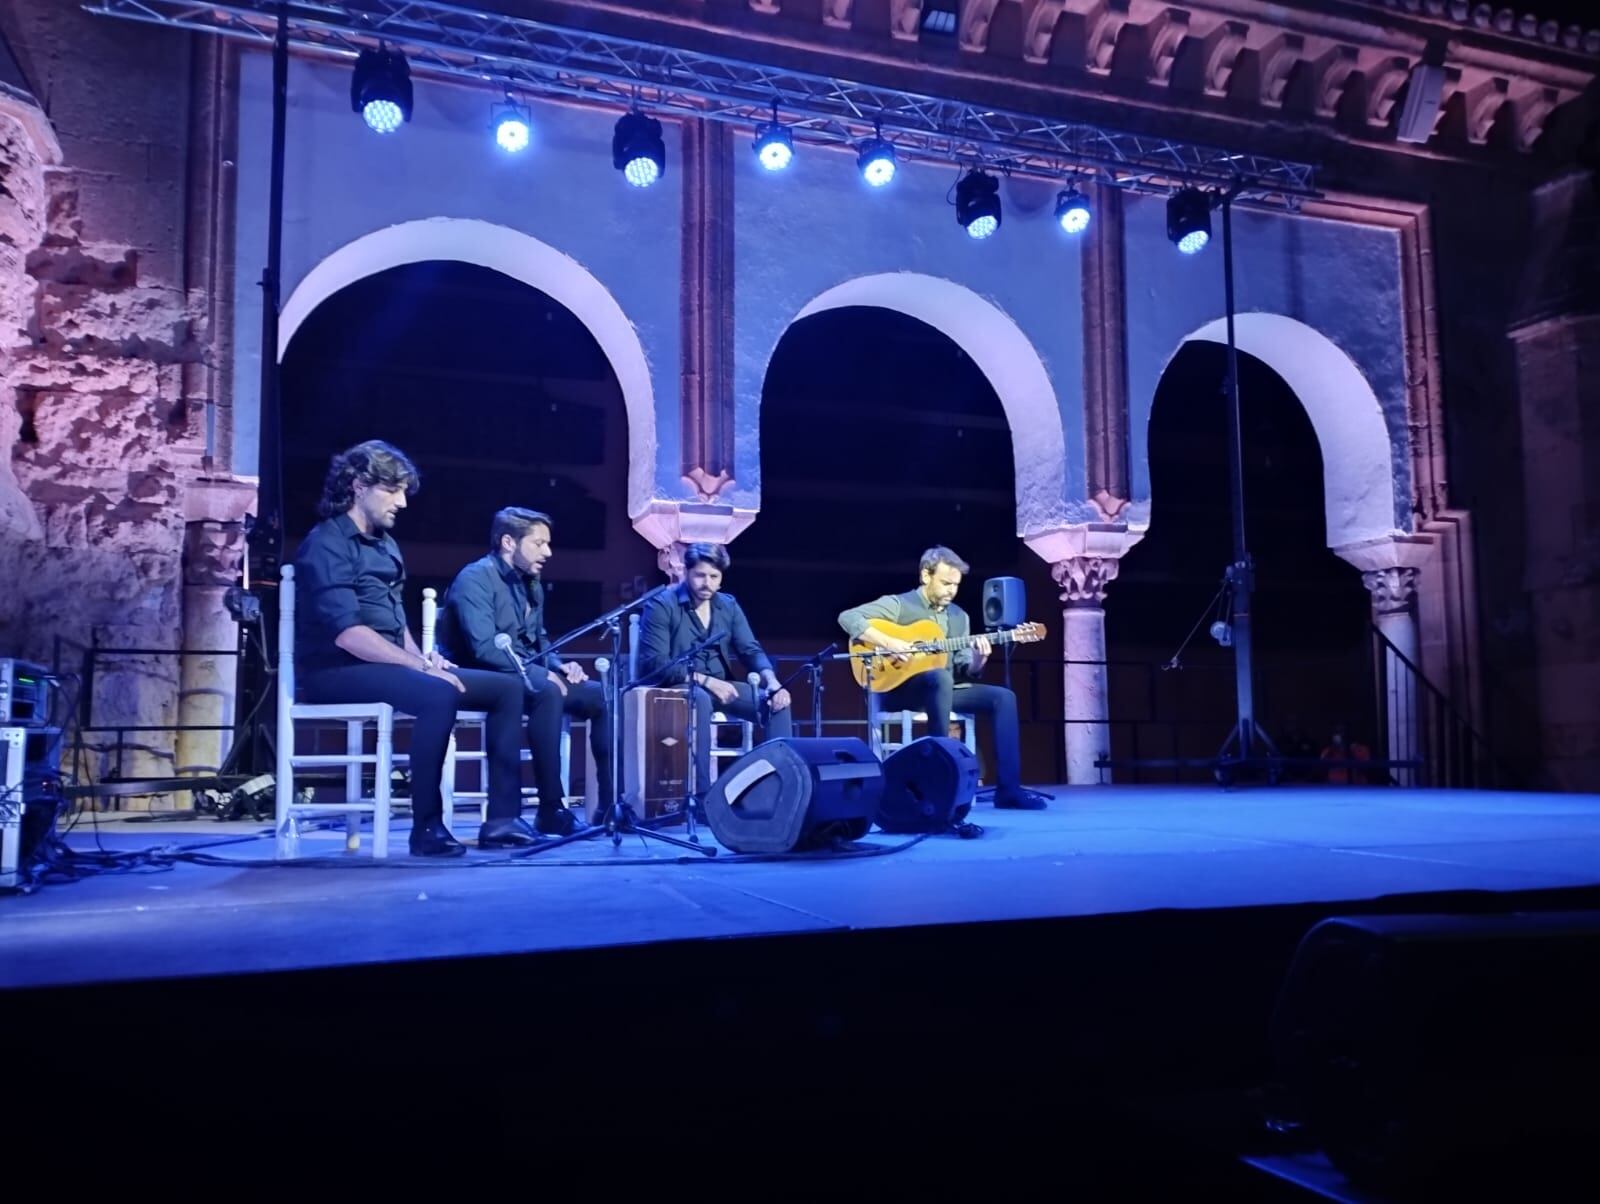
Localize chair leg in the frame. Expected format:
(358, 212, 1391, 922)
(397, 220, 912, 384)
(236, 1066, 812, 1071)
(345, 720, 363, 852)
(276, 719, 297, 859)
(374, 711, 393, 859)
(560, 723, 572, 801)
(441, 732, 458, 836)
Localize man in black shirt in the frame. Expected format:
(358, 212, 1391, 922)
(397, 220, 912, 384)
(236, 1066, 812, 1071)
(636, 542, 792, 803)
(839, 545, 1043, 810)
(293, 440, 536, 856)
(439, 507, 608, 836)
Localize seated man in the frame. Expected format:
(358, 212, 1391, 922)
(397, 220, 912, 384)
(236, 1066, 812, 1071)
(293, 440, 537, 856)
(838, 545, 1044, 809)
(636, 542, 792, 804)
(438, 507, 608, 836)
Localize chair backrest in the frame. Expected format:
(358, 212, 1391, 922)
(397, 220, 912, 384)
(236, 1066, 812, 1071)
(421, 587, 438, 656)
(276, 564, 297, 788)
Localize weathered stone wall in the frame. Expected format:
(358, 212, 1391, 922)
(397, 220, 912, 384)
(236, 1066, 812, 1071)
(0, 2, 233, 785)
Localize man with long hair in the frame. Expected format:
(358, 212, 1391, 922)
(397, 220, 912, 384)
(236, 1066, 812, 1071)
(636, 542, 792, 807)
(438, 507, 609, 836)
(293, 440, 537, 855)
(840, 546, 1045, 809)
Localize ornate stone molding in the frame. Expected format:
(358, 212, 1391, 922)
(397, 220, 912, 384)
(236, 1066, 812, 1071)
(1053, 555, 1121, 607)
(633, 499, 757, 581)
(1362, 565, 1420, 614)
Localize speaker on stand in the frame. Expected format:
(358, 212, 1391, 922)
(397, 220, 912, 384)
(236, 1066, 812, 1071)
(981, 576, 1025, 690)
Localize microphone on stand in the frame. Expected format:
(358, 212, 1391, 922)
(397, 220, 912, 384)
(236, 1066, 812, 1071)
(747, 671, 767, 722)
(493, 632, 534, 690)
(594, 656, 612, 680)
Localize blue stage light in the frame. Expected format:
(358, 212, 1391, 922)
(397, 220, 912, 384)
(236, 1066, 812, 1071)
(858, 137, 896, 186)
(350, 47, 412, 135)
(1167, 188, 1213, 255)
(613, 111, 666, 187)
(492, 100, 531, 153)
(1055, 186, 1091, 235)
(956, 169, 1001, 239)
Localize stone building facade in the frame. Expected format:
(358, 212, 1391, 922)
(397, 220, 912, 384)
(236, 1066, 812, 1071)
(0, 0, 1595, 788)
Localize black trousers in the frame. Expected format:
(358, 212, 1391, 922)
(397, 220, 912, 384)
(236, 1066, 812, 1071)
(690, 681, 793, 797)
(878, 670, 1022, 797)
(300, 663, 524, 826)
(522, 673, 613, 811)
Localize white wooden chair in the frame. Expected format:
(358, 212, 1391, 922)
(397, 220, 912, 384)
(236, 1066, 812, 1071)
(624, 612, 752, 791)
(867, 691, 979, 763)
(421, 588, 578, 829)
(274, 563, 412, 859)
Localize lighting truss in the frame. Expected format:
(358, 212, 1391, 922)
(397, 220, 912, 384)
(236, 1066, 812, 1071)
(84, 0, 1318, 208)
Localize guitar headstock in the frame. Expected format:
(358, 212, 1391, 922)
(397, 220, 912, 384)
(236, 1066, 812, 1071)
(1013, 621, 1046, 643)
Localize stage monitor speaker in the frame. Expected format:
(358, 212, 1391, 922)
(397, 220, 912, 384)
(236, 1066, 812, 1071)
(877, 736, 979, 833)
(981, 577, 1025, 628)
(1271, 911, 1600, 1195)
(703, 737, 882, 854)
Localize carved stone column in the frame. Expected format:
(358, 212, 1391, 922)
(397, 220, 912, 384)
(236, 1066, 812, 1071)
(1337, 535, 1434, 786)
(1363, 565, 1422, 785)
(178, 518, 246, 777)
(1026, 524, 1144, 785)
(1055, 555, 1119, 785)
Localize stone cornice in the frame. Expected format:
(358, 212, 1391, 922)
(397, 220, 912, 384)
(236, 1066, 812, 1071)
(529, 0, 1595, 165)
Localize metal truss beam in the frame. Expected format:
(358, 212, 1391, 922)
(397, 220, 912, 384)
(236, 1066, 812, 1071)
(85, 0, 1317, 207)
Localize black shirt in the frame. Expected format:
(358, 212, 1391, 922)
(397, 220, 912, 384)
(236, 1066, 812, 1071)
(438, 553, 563, 674)
(293, 513, 409, 671)
(636, 584, 773, 686)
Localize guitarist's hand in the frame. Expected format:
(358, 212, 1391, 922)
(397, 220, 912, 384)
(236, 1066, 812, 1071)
(875, 635, 917, 666)
(970, 634, 992, 675)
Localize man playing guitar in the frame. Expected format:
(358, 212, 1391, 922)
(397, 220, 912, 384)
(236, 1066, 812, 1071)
(838, 546, 1047, 810)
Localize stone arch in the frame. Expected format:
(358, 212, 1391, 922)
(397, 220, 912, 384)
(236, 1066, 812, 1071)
(279, 217, 657, 518)
(789, 272, 1069, 534)
(1176, 312, 1399, 549)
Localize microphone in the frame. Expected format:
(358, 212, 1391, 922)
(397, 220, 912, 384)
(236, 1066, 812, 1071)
(594, 656, 611, 678)
(747, 671, 766, 719)
(493, 632, 533, 689)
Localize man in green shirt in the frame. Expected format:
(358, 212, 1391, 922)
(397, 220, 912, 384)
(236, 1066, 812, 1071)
(839, 546, 1043, 809)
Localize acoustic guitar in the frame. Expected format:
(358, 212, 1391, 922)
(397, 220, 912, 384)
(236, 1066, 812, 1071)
(848, 618, 1047, 692)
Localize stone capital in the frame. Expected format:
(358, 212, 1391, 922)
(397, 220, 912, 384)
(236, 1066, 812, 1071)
(632, 500, 757, 582)
(1023, 521, 1145, 568)
(183, 520, 247, 588)
(1052, 555, 1120, 607)
(1331, 532, 1434, 575)
(1361, 565, 1419, 615)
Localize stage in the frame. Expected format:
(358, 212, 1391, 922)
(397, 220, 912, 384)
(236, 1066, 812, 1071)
(5, 785, 1600, 988)
(7, 785, 1600, 1195)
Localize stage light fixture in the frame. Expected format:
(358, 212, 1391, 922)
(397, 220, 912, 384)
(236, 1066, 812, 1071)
(491, 98, 531, 152)
(857, 130, 896, 187)
(753, 103, 793, 171)
(1167, 187, 1212, 254)
(613, 110, 666, 187)
(350, 46, 412, 135)
(1055, 185, 1091, 235)
(955, 169, 1001, 239)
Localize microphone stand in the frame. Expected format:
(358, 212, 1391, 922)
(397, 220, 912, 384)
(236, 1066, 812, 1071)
(832, 647, 893, 759)
(774, 642, 836, 737)
(516, 618, 718, 858)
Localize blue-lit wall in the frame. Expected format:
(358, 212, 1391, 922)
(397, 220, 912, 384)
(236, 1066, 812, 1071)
(233, 52, 683, 495)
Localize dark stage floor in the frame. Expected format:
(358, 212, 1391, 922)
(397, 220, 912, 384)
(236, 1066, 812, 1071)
(7, 784, 1600, 1196)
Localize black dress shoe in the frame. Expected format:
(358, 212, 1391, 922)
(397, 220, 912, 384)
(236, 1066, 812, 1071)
(478, 816, 543, 848)
(993, 788, 1050, 810)
(409, 820, 468, 857)
(534, 807, 589, 837)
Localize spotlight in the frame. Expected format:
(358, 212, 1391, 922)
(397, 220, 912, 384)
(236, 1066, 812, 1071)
(491, 98, 531, 153)
(753, 103, 793, 171)
(350, 46, 412, 135)
(857, 135, 896, 187)
(1055, 185, 1091, 235)
(1167, 187, 1212, 254)
(613, 111, 666, 187)
(955, 168, 1001, 239)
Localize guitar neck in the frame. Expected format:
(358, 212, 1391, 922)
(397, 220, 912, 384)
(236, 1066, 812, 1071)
(922, 627, 1027, 653)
